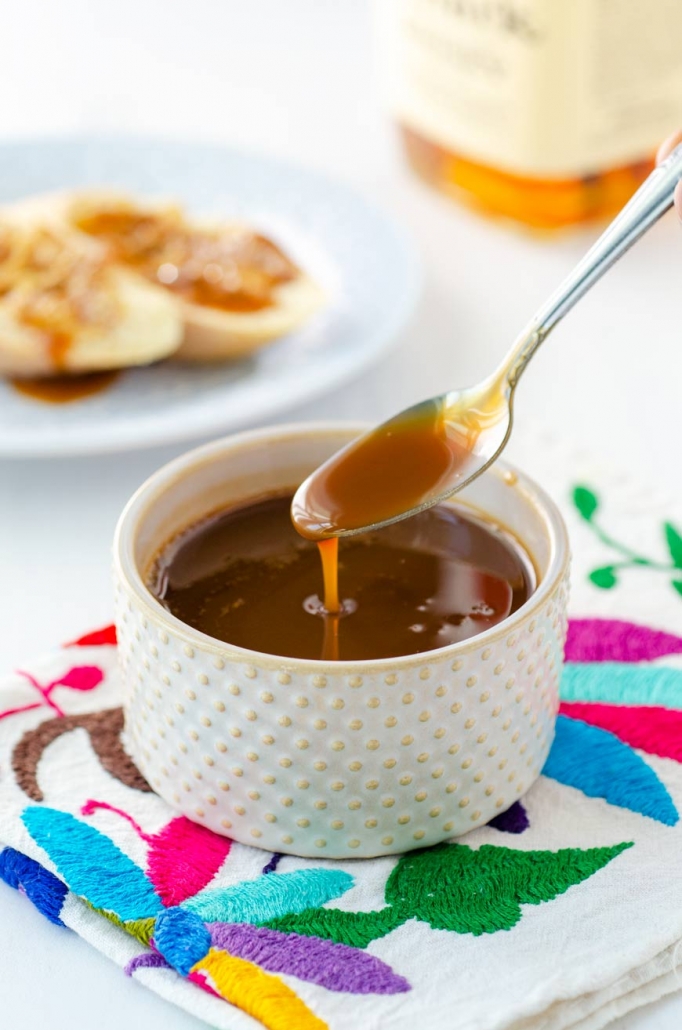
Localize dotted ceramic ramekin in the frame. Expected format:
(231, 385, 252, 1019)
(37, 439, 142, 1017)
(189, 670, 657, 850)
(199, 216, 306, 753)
(113, 423, 569, 859)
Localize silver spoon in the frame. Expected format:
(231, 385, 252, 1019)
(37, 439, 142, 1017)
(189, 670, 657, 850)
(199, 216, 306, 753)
(292, 143, 682, 540)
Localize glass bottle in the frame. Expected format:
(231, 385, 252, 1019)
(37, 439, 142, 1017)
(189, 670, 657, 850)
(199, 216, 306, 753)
(376, 0, 682, 229)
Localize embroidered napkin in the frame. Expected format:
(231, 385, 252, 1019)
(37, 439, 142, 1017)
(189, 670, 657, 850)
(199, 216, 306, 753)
(2, 444, 682, 1030)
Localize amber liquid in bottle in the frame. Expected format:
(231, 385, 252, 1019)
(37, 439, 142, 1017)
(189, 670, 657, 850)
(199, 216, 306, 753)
(400, 125, 654, 231)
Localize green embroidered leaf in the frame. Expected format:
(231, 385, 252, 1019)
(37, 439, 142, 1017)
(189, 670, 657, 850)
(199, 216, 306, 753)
(266, 842, 633, 945)
(264, 905, 404, 948)
(86, 902, 156, 946)
(589, 566, 618, 589)
(664, 523, 682, 569)
(573, 486, 599, 521)
(672, 580, 682, 598)
(384, 842, 632, 935)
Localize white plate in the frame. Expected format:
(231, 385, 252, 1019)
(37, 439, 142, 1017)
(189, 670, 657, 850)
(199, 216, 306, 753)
(0, 137, 420, 458)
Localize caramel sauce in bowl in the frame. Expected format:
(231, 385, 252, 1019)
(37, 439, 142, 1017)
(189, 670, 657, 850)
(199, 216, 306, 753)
(113, 423, 569, 859)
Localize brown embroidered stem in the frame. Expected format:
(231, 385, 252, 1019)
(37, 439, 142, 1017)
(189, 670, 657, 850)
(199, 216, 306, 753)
(12, 707, 151, 802)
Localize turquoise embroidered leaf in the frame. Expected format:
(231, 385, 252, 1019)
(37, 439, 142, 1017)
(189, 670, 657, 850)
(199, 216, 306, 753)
(22, 807, 163, 920)
(573, 486, 599, 521)
(561, 661, 682, 708)
(543, 715, 679, 826)
(664, 523, 682, 569)
(183, 868, 354, 924)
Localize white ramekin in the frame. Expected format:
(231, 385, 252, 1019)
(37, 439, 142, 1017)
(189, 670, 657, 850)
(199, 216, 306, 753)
(113, 423, 569, 859)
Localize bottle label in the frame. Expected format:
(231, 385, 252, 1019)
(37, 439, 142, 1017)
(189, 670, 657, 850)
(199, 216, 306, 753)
(376, 0, 682, 177)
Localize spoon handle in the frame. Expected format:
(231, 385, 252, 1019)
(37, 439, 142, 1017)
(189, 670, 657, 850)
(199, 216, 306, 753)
(506, 142, 682, 386)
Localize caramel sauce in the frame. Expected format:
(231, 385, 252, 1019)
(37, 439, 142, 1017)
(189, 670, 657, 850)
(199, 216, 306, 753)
(318, 538, 341, 614)
(152, 493, 533, 662)
(75, 207, 298, 313)
(291, 401, 485, 541)
(11, 369, 120, 404)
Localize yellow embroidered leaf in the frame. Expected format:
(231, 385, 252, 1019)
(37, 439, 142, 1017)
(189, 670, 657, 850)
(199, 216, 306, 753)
(194, 948, 327, 1030)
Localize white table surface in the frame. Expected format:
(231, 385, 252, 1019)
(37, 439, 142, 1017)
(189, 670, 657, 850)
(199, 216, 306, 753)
(1, 2, 681, 1027)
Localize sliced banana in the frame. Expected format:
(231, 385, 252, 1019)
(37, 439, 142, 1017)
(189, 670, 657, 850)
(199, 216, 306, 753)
(0, 215, 182, 378)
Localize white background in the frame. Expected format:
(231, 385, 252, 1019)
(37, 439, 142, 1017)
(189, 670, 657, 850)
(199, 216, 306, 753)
(1, 2, 681, 1027)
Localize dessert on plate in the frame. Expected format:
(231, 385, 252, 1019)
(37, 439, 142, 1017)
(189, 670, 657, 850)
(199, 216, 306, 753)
(0, 189, 323, 382)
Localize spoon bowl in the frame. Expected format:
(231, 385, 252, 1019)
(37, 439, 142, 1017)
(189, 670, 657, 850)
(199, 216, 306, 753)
(291, 378, 512, 538)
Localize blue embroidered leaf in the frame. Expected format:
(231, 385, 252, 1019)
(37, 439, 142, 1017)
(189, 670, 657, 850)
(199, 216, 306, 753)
(155, 906, 211, 976)
(543, 715, 679, 826)
(0, 846, 68, 925)
(22, 807, 164, 920)
(210, 922, 410, 994)
(183, 868, 354, 924)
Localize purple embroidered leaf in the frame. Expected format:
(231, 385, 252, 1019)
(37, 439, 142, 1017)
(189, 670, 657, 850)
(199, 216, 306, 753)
(51, 666, 104, 692)
(125, 952, 171, 976)
(543, 714, 679, 825)
(487, 801, 529, 834)
(209, 922, 409, 995)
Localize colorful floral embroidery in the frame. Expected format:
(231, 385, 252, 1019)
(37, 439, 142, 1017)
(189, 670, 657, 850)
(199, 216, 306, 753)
(4, 617, 682, 1030)
(573, 485, 682, 597)
(488, 800, 529, 834)
(543, 716, 678, 825)
(267, 841, 630, 942)
(12, 708, 151, 801)
(565, 618, 682, 663)
(0, 665, 104, 722)
(20, 804, 409, 1029)
(0, 847, 67, 925)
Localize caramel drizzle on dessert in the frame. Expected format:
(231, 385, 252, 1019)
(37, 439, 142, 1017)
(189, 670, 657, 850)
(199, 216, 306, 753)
(75, 206, 298, 313)
(0, 224, 121, 372)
